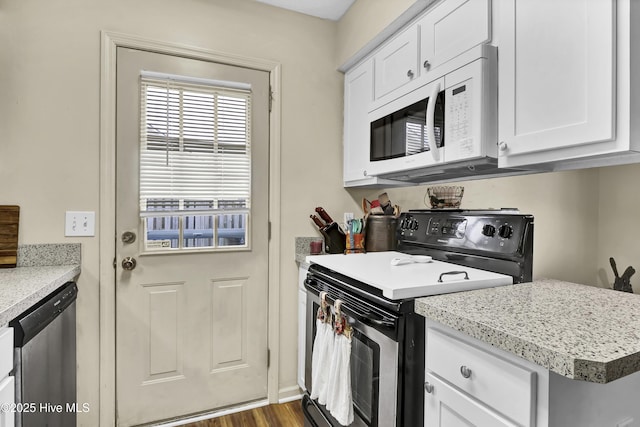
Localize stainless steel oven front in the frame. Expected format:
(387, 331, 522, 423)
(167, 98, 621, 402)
(303, 277, 401, 427)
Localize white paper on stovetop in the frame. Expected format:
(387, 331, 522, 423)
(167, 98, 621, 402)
(306, 251, 513, 300)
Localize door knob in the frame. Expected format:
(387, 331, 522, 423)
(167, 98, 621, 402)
(122, 257, 137, 271)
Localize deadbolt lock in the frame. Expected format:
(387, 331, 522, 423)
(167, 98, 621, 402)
(121, 231, 136, 244)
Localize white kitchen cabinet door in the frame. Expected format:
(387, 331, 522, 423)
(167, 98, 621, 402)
(343, 59, 374, 184)
(373, 25, 419, 103)
(497, 0, 615, 167)
(0, 376, 14, 427)
(425, 373, 517, 427)
(419, 0, 491, 75)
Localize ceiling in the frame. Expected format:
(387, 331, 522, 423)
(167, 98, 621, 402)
(253, 0, 356, 21)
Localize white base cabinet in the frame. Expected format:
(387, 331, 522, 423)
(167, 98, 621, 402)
(425, 320, 640, 427)
(0, 328, 14, 427)
(297, 264, 309, 391)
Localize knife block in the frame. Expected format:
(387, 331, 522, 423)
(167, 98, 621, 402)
(320, 222, 346, 254)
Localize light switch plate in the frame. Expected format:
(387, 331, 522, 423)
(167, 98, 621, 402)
(65, 211, 96, 236)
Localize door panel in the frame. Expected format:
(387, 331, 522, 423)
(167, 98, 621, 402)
(115, 47, 270, 426)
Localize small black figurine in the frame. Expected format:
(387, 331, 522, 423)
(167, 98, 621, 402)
(610, 257, 635, 293)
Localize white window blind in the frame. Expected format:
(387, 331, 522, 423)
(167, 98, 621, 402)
(139, 75, 252, 216)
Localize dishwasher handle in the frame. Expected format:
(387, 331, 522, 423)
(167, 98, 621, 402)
(10, 281, 78, 347)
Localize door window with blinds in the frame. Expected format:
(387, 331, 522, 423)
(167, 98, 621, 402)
(139, 73, 252, 251)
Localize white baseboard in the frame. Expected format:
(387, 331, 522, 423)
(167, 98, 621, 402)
(154, 400, 270, 427)
(152, 386, 304, 426)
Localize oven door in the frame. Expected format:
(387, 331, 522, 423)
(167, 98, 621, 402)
(304, 288, 400, 427)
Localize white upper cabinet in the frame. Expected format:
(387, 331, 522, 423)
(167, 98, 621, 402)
(373, 25, 420, 104)
(419, 0, 491, 73)
(371, 0, 491, 111)
(497, 0, 640, 169)
(341, 0, 640, 188)
(343, 59, 373, 184)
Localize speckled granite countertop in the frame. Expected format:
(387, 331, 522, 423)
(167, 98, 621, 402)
(415, 279, 640, 384)
(0, 243, 81, 327)
(0, 265, 80, 327)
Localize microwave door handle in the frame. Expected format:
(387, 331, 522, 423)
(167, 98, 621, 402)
(426, 81, 441, 162)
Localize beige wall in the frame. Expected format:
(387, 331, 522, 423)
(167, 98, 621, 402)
(596, 164, 640, 289)
(335, 0, 417, 66)
(0, 0, 361, 424)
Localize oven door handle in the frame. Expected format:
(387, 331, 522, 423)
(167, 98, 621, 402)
(306, 277, 397, 330)
(340, 301, 396, 330)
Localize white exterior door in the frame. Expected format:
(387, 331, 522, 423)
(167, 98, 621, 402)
(115, 47, 270, 426)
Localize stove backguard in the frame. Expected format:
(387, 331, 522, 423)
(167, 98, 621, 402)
(397, 209, 534, 283)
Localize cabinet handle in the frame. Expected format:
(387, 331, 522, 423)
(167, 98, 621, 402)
(423, 60, 430, 69)
(363, 170, 368, 176)
(407, 69, 414, 78)
(424, 381, 434, 393)
(460, 365, 472, 379)
(498, 141, 508, 152)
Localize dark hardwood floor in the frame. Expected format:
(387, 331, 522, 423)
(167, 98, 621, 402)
(182, 400, 304, 427)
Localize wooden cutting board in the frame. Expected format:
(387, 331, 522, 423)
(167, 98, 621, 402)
(0, 206, 20, 268)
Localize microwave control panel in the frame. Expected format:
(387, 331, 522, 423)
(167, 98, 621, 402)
(448, 83, 471, 145)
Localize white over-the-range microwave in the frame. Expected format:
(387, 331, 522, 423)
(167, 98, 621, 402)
(366, 45, 521, 183)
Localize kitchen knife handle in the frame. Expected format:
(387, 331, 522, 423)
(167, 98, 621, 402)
(310, 215, 325, 229)
(315, 207, 334, 224)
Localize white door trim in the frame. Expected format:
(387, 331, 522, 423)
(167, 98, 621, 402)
(99, 31, 282, 426)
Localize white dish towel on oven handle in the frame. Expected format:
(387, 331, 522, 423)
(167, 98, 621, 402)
(310, 291, 334, 405)
(326, 299, 354, 426)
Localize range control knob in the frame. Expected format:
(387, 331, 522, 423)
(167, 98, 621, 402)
(498, 225, 514, 239)
(412, 220, 419, 230)
(481, 224, 496, 237)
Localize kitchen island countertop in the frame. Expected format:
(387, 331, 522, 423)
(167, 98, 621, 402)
(415, 279, 640, 384)
(0, 264, 80, 327)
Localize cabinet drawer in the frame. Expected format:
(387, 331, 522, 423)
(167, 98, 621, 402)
(0, 328, 13, 379)
(426, 328, 535, 426)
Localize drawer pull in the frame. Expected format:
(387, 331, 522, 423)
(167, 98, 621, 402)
(424, 381, 434, 394)
(460, 365, 472, 379)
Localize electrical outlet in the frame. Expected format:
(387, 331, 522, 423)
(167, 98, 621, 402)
(344, 212, 354, 224)
(65, 211, 96, 237)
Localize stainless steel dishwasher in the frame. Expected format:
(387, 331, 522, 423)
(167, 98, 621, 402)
(10, 281, 77, 427)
